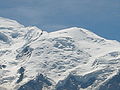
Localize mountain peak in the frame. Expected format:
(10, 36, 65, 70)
(0, 17, 24, 29)
(49, 27, 104, 42)
(0, 17, 120, 90)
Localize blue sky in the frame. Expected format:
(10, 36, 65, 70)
(0, 0, 120, 41)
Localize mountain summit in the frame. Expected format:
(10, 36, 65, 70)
(0, 17, 120, 90)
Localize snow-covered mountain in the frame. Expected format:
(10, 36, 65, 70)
(0, 17, 120, 90)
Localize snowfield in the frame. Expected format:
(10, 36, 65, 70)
(0, 17, 120, 90)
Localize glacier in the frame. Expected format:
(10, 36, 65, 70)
(0, 17, 120, 90)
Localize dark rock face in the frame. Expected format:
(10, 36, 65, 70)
(18, 74, 52, 90)
(11, 33, 19, 38)
(56, 75, 80, 90)
(99, 72, 120, 90)
(16, 67, 25, 83)
(56, 74, 96, 90)
(18, 67, 25, 74)
(16, 46, 33, 59)
(16, 73, 24, 83)
(0, 65, 6, 69)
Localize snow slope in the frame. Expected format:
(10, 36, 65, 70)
(0, 17, 120, 90)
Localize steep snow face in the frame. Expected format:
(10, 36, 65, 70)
(0, 17, 120, 90)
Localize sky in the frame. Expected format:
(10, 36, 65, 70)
(0, 0, 120, 41)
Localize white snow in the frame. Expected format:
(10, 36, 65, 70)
(0, 17, 120, 90)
